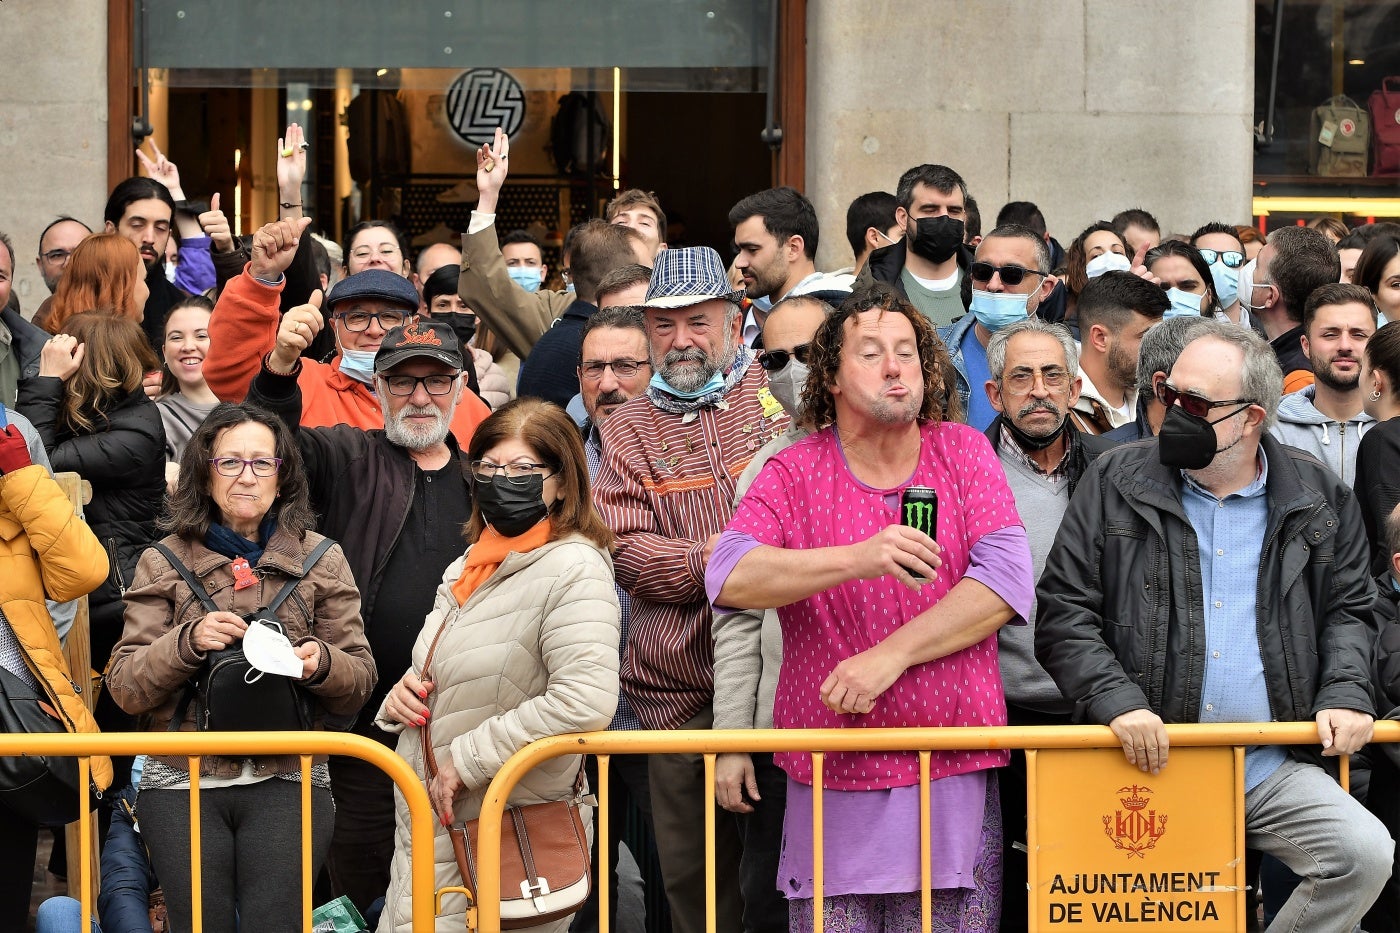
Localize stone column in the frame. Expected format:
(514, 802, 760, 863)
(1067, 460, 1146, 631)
(805, 0, 1255, 271)
(0, 0, 111, 316)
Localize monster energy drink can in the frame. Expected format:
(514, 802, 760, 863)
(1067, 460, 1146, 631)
(899, 485, 939, 582)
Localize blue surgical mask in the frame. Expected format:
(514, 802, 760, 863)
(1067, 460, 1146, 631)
(970, 289, 1031, 333)
(649, 369, 725, 400)
(1084, 252, 1131, 279)
(338, 347, 378, 385)
(565, 282, 576, 295)
(507, 267, 543, 293)
(1164, 287, 1203, 319)
(1209, 261, 1239, 309)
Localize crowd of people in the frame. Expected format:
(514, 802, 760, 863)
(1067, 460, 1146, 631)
(4, 120, 1400, 933)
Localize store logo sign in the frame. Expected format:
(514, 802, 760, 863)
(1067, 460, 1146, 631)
(445, 68, 525, 146)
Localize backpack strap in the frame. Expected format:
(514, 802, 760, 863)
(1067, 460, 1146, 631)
(262, 537, 337, 615)
(150, 542, 219, 614)
(150, 543, 216, 734)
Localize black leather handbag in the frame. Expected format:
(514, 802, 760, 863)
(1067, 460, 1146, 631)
(0, 665, 91, 826)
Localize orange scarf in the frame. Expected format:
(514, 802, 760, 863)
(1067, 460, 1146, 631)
(450, 519, 554, 606)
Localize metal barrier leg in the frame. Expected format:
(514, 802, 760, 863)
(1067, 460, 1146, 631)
(703, 752, 717, 933)
(78, 757, 93, 933)
(918, 751, 931, 933)
(598, 753, 611, 933)
(302, 755, 313, 933)
(812, 752, 823, 933)
(188, 756, 202, 933)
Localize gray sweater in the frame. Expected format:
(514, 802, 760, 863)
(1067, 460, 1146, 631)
(997, 449, 1074, 714)
(1269, 386, 1373, 488)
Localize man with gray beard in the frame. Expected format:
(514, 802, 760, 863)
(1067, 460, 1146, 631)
(594, 246, 788, 933)
(247, 317, 474, 920)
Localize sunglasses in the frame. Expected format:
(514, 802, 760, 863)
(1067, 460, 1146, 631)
(757, 343, 811, 371)
(1157, 382, 1255, 420)
(968, 262, 1046, 287)
(1197, 249, 1245, 269)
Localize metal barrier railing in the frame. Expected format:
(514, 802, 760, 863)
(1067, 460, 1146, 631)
(0, 731, 438, 932)
(471, 721, 1400, 933)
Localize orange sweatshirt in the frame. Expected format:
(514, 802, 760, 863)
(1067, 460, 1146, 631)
(206, 267, 490, 445)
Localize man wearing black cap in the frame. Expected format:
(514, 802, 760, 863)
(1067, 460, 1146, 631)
(206, 217, 490, 443)
(247, 315, 475, 917)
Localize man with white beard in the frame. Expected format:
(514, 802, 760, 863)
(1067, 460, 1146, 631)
(246, 317, 475, 919)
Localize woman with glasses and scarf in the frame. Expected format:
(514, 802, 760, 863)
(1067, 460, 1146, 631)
(375, 398, 621, 933)
(105, 402, 375, 933)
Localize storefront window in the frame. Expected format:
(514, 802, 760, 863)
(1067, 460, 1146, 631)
(139, 1, 775, 258)
(1253, 0, 1400, 229)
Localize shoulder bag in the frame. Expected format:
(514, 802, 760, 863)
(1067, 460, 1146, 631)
(419, 614, 591, 929)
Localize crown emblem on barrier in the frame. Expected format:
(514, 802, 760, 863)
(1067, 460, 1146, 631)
(1103, 784, 1167, 858)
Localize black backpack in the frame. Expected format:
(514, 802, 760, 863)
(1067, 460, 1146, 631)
(153, 539, 334, 732)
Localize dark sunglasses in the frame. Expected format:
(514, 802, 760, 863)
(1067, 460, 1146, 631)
(1197, 249, 1245, 269)
(968, 262, 1046, 287)
(757, 343, 811, 371)
(1157, 382, 1255, 421)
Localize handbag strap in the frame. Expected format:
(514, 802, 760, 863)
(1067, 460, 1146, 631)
(418, 615, 454, 781)
(263, 537, 336, 615)
(150, 543, 219, 614)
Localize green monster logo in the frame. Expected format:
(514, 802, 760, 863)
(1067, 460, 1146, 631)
(903, 501, 936, 534)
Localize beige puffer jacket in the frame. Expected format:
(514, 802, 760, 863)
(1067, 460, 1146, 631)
(374, 533, 620, 933)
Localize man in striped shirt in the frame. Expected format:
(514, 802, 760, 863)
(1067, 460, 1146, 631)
(595, 247, 788, 933)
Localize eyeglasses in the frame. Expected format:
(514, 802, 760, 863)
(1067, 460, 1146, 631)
(757, 343, 812, 372)
(969, 262, 1046, 287)
(1156, 382, 1255, 420)
(1197, 249, 1245, 269)
(580, 359, 649, 380)
(1002, 367, 1070, 392)
(350, 245, 403, 261)
(40, 249, 73, 264)
(336, 310, 409, 332)
(209, 457, 283, 478)
(469, 460, 555, 485)
(383, 374, 458, 396)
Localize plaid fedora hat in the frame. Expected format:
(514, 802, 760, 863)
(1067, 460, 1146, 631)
(643, 246, 744, 309)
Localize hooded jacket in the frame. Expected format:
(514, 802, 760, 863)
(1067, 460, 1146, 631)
(1269, 385, 1373, 488)
(0, 463, 113, 792)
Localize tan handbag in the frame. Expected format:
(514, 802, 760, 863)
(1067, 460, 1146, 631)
(420, 616, 592, 929)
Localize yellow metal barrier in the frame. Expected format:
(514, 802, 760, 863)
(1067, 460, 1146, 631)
(472, 722, 1400, 933)
(0, 731, 438, 932)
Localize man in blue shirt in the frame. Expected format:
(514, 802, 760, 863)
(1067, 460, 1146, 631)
(1036, 322, 1393, 931)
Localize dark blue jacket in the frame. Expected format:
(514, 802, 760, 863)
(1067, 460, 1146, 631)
(516, 298, 597, 409)
(98, 785, 158, 933)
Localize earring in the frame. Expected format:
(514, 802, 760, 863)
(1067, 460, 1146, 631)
(1372, 389, 1384, 402)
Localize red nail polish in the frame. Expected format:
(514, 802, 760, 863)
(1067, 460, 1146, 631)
(418, 690, 427, 699)
(422, 710, 430, 720)
(416, 717, 425, 727)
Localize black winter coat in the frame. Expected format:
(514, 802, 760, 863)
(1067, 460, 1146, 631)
(16, 376, 166, 663)
(1035, 435, 1378, 768)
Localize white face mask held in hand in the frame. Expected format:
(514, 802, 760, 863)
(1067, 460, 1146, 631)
(240, 619, 304, 679)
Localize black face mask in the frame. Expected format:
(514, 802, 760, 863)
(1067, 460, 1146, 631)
(907, 216, 965, 264)
(1157, 404, 1257, 471)
(475, 474, 550, 537)
(1003, 413, 1067, 452)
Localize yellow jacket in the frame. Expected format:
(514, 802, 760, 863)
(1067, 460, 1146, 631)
(0, 464, 113, 791)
